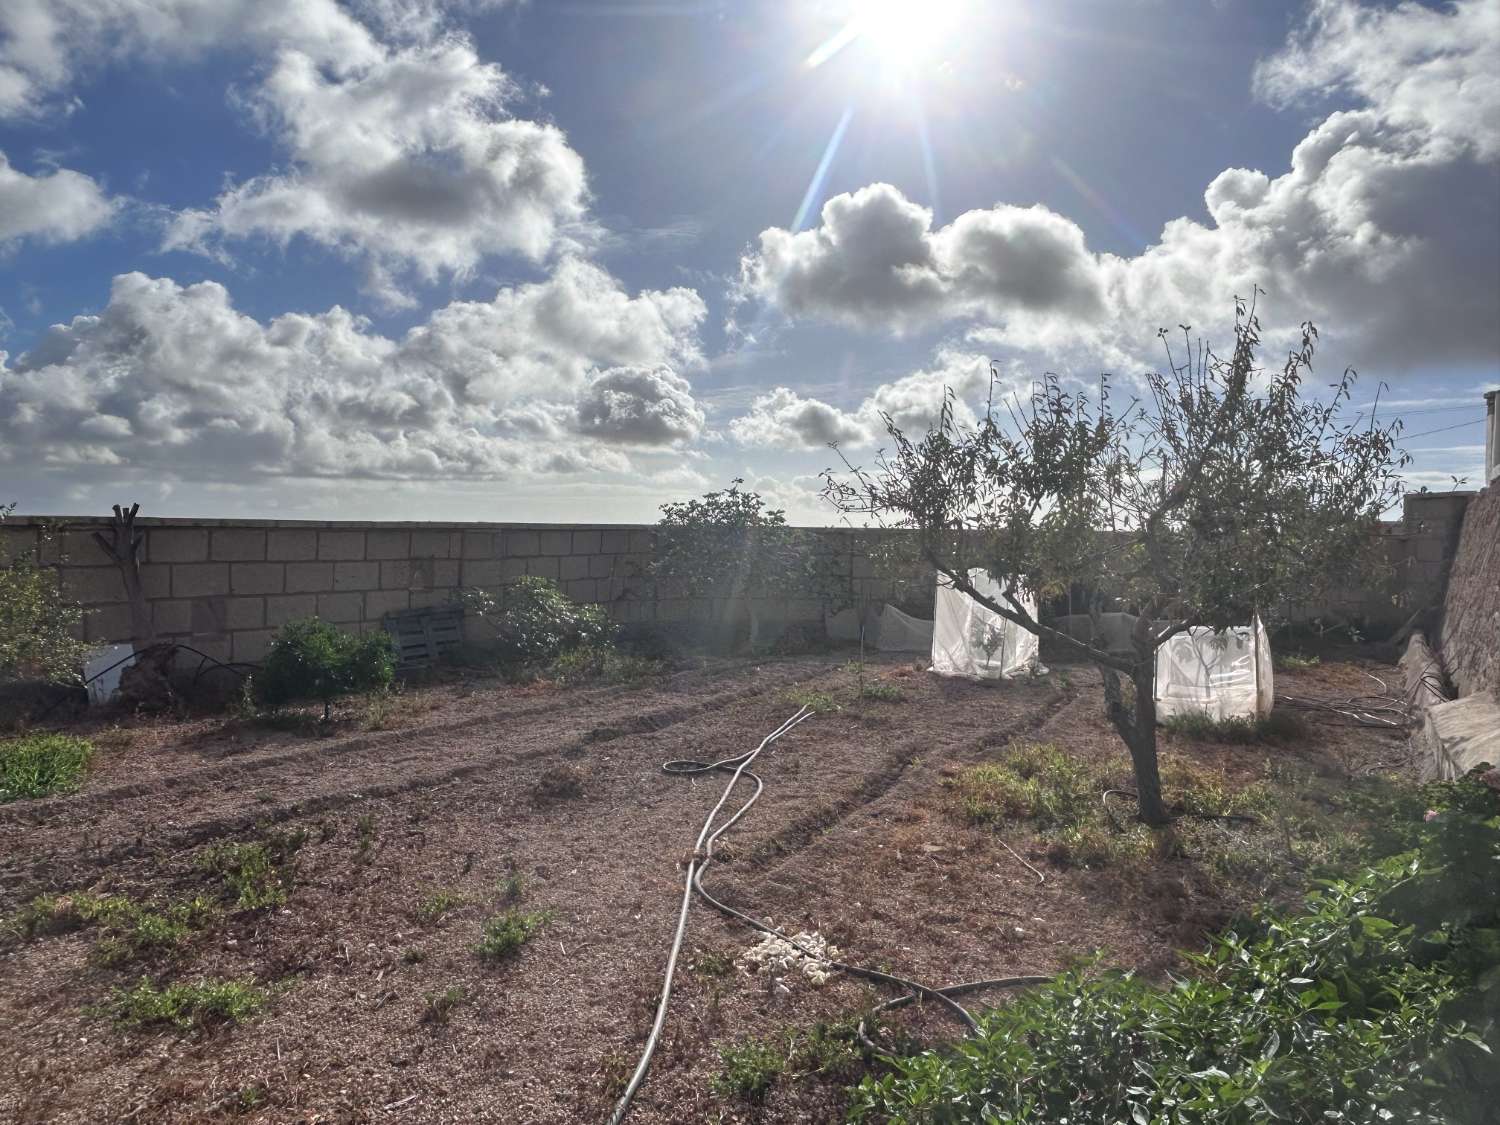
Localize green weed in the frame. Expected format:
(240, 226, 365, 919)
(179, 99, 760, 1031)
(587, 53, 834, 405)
(197, 830, 305, 910)
(415, 889, 465, 926)
(104, 976, 265, 1031)
(0, 733, 93, 801)
(420, 985, 468, 1025)
(786, 687, 838, 712)
(713, 1037, 784, 1101)
(1162, 708, 1308, 745)
(475, 908, 548, 962)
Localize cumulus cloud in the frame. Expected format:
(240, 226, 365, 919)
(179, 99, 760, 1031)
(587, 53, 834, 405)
(0, 261, 707, 481)
(575, 366, 706, 446)
(0, 0, 385, 119)
(165, 39, 589, 307)
(740, 0, 1500, 374)
(0, 150, 115, 245)
(730, 350, 993, 450)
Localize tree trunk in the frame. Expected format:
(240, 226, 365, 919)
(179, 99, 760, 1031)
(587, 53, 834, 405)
(1128, 662, 1168, 826)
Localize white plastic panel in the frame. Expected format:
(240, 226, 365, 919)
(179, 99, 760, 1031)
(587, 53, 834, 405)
(84, 643, 136, 706)
(874, 604, 934, 652)
(930, 570, 1040, 680)
(1154, 617, 1274, 721)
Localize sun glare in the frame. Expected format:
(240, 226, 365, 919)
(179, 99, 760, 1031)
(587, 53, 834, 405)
(807, 0, 969, 73)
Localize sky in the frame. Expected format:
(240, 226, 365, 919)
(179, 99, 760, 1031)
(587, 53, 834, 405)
(0, 0, 1496, 524)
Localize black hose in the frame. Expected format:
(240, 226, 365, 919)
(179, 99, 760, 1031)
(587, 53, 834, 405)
(25, 642, 258, 724)
(607, 707, 1052, 1123)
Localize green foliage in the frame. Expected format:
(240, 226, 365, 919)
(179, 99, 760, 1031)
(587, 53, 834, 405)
(0, 508, 86, 685)
(714, 1037, 785, 1101)
(653, 479, 845, 609)
(256, 618, 394, 714)
(197, 830, 305, 910)
(0, 732, 93, 801)
(548, 644, 664, 685)
(420, 985, 468, 1025)
(1275, 651, 1321, 672)
(104, 976, 265, 1030)
(786, 687, 839, 712)
(691, 947, 735, 978)
(415, 889, 465, 926)
(19, 891, 220, 964)
(1163, 708, 1308, 745)
(850, 780, 1500, 1124)
(475, 908, 548, 961)
(453, 577, 614, 666)
(859, 679, 904, 702)
(949, 743, 1099, 831)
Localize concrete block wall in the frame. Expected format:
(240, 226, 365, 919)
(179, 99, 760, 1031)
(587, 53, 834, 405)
(1439, 486, 1500, 699)
(0, 517, 907, 665)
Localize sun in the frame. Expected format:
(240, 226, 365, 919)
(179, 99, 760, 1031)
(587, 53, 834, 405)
(807, 0, 970, 73)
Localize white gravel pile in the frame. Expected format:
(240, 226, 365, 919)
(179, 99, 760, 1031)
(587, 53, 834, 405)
(738, 929, 842, 986)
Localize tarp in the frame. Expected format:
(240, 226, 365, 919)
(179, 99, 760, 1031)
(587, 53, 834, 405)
(84, 643, 135, 706)
(931, 570, 1040, 680)
(1154, 617, 1274, 721)
(874, 605, 934, 652)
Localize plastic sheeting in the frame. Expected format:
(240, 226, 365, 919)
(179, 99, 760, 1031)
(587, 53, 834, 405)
(931, 570, 1041, 680)
(84, 643, 135, 706)
(1154, 617, 1274, 721)
(875, 605, 934, 652)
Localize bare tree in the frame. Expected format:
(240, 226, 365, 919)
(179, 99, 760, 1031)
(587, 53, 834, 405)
(824, 299, 1407, 825)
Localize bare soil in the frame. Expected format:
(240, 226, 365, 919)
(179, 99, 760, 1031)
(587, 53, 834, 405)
(0, 654, 1407, 1124)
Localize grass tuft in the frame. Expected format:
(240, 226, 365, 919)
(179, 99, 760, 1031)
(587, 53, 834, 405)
(1161, 708, 1308, 745)
(475, 908, 548, 962)
(104, 976, 265, 1030)
(0, 733, 93, 801)
(197, 829, 305, 911)
(415, 889, 465, 926)
(420, 985, 468, 1025)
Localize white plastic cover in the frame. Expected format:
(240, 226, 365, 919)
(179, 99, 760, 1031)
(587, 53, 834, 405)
(84, 643, 136, 706)
(931, 571, 1040, 680)
(874, 605, 934, 652)
(1154, 617, 1274, 721)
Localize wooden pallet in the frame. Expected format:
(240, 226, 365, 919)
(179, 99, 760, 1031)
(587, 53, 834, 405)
(383, 605, 465, 669)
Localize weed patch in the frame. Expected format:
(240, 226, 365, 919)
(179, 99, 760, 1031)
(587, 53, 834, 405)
(197, 829, 306, 910)
(9, 890, 218, 961)
(104, 977, 265, 1031)
(858, 679, 904, 702)
(0, 733, 93, 801)
(691, 947, 735, 978)
(786, 687, 838, 712)
(549, 645, 665, 686)
(420, 985, 468, 1025)
(415, 889, 465, 926)
(713, 1037, 784, 1101)
(475, 908, 548, 961)
(1162, 708, 1308, 745)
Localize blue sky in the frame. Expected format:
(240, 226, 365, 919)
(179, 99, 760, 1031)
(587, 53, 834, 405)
(1, 0, 1496, 522)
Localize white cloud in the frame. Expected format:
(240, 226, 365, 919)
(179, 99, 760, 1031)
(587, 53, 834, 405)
(730, 350, 992, 450)
(0, 261, 707, 482)
(0, 0, 385, 119)
(0, 150, 115, 245)
(575, 366, 706, 446)
(166, 39, 589, 307)
(740, 0, 1500, 375)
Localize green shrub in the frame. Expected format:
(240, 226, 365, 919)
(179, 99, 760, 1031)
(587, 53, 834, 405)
(453, 578, 613, 667)
(849, 781, 1500, 1124)
(475, 908, 548, 961)
(0, 508, 86, 685)
(548, 645, 663, 685)
(0, 733, 93, 801)
(256, 618, 394, 719)
(104, 977, 265, 1030)
(713, 1037, 785, 1101)
(1162, 708, 1307, 744)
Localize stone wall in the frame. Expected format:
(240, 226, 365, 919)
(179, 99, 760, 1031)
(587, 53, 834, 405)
(0, 516, 911, 664)
(1439, 486, 1500, 699)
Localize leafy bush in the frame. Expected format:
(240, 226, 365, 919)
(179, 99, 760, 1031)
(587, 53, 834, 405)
(256, 618, 394, 718)
(0, 732, 93, 801)
(0, 506, 86, 685)
(850, 780, 1500, 1124)
(453, 578, 613, 667)
(475, 907, 548, 961)
(1162, 708, 1307, 744)
(104, 976, 265, 1030)
(714, 1037, 785, 1101)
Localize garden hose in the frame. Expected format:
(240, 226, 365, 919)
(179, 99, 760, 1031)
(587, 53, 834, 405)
(606, 706, 1052, 1124)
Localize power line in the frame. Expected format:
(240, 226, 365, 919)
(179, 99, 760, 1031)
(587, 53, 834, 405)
(1402, 418, 1483, 440)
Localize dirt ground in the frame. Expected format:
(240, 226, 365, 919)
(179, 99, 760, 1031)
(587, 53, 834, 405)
(0, 653, 1409, 1124)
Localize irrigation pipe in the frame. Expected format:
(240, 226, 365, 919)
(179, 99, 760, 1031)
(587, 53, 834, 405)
(607, 707, 1051, 1124)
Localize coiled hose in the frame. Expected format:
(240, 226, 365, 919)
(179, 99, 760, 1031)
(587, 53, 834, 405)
(606, 707, 1050, 1124)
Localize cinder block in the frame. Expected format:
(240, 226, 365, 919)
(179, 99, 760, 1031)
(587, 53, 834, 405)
(366, 590, 410, 618)
(318, 530, 366, 560)
(191, 597, 227, 634)
(316, 592, 363, 623)
(231, 562, 284, 595)
(152, 599, 193, 635)
(566, 579, 598, 602)
(334, 561, 381, 591)
(411, 530, 455, 558)
(852, 554, 876, 579)
(528, 556, 560, 579)
(181, 634, 231, 664)
(84, 603, 133, 643)
(211, 528, 267, 561)
(139, 564, 171, 599)
(600, 530, 630, 554)
(42, 529, 115, 567)
(572, 530, 601, 555)
(150, 528, 209, 563)
(508, 530, 540, 556)
(461, 559, 508, 586)
(629, 530, 655, 554)
(285, 562, 333, 593)
(0, 526, 39, 562)
(267, 529, 318, 561)
(224, 597, 265, 630)
(173, 563, 230, 598)
(540, 531, 571, 555)
(381, 560, 414, 589)
(430, 559, 461, 588)
(560, 555, 590, 581)
(411, 589, 452, 609)
(64, 567, 126, 605)
(463, 531, 497, 558)
(366, 530, 411, 560)
(589, 555, 615, 579)
(232, 629, 277, 663)
(265, 594, 318, 627)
